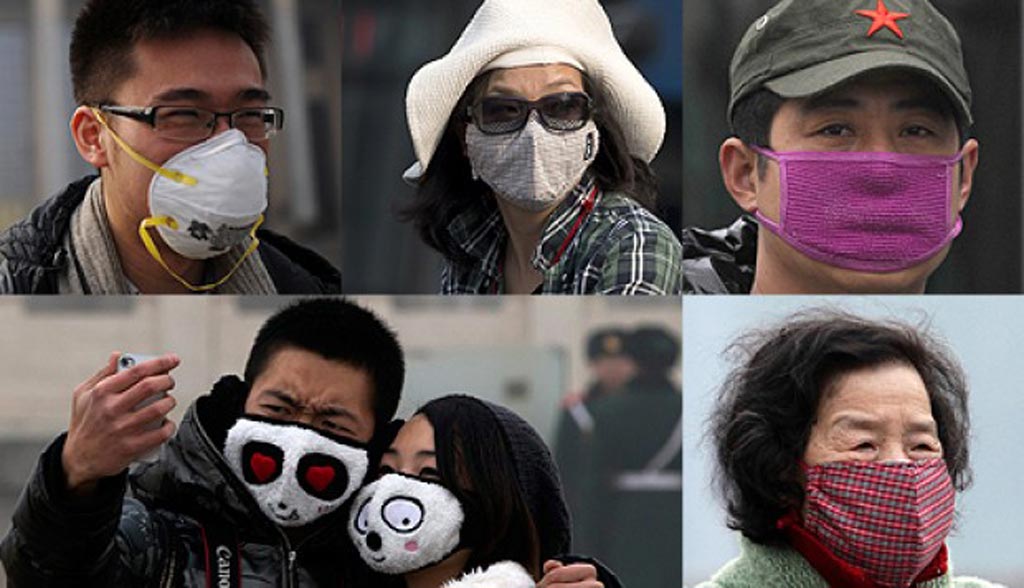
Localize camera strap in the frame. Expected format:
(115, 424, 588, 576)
(199, 521, 241, 588)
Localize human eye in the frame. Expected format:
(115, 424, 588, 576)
(816, 123, 853, 137)
(378, 464, 396, 476)
(261, 403, 286, 414)
(418, 467, 441, 481)
(901, 124, 936, 138)
(853, 440, 877, 452)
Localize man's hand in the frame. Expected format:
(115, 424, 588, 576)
(62, 352, 180, 496)
(538, 560, 604, 588)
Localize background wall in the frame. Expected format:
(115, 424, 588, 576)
(683, 296, 1024, 586)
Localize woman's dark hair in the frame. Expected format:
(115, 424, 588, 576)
(707, 309, 972, 545)
(400, 70, 659, 266)
(416, 397, 544, 579)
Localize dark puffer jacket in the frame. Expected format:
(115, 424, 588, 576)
(0, 376, 369, 587)
(0, 176, 342, 294)
(682, 215, 758, 294)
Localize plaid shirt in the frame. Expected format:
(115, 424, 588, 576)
(441, 177, 682, 294)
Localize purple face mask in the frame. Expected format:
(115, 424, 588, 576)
(750, 146, 964, 273)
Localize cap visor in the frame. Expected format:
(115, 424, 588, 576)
(765, 50, 972, 126)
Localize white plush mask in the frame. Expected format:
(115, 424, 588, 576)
(349, 473, 466, 574)
(466, 116, 599, 212)
(224, 417, 369, 527)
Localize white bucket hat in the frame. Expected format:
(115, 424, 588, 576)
(405, 0, 666, 177)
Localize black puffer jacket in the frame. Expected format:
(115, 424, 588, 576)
(0, 376, 369, 587)
(682, 215, 758, 294)
(0, 176, 342, 294)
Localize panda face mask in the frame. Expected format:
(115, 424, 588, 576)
(349, 473, 475, 575)
(224, 417, 370, 527)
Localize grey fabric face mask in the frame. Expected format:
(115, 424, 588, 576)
(466, 115, 599, 212)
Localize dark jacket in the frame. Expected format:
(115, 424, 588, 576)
(682, 215, 758, 294)
(0, 376, 367, 587)
(0, 176, 342, 294)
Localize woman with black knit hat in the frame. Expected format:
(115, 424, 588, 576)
(347, 394, 618, 587)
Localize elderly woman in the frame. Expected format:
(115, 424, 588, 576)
(401, 0, 682, 295)
(702, 310, 1004, 588)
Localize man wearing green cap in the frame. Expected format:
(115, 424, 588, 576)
(683, 0, 980, 294)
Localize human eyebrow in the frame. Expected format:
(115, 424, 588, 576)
(415, 450, 437, 459)
(238, 87, 272, 102)
(263, 390, 299, 408)
(892, 96, 951, 119)
(830, 412, 883, 432)
(800, 94, 860, 114)
(315, 405, 358, 422)
(904, 418, 939, 436)
(151, 87, 212, 104)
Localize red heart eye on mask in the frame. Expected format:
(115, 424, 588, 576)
(305, 465, 336, 492)
(250, 452, 278, 483)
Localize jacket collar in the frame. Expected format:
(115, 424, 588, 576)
(445, 175, 601, 283)
(777, 511, 949, 588)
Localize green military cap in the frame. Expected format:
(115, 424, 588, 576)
(728, 0, 972, 126)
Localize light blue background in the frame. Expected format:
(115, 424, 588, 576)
(683, 296, 1024, 586)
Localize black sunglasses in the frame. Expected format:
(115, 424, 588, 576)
(467, 92, 593, 135)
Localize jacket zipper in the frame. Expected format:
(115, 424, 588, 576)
(193, 407, 327, 587)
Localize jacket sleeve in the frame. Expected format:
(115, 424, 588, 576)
(0, 434, 167, 587)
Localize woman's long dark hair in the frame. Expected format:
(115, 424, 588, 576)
(400, 70, 659, 266)
(417, 396, 543, 579)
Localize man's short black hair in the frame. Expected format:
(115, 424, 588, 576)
(244, 298, 405, 429)
(708, 309, 972, 545)
(70, 0, 271, 105)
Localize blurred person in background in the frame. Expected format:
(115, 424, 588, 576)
(554, 327, 635, 524)
(556, 326, 682, 587)
(702, 310, 1002, 587)
(682, 0, 979, 295)
(400, 0, 682, 295)
(0, 0, 341, 294)
(1, 299, 403, 585)
(349, 394, 617, 588)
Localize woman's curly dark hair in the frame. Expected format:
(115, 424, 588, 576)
(400, 70, 659, 266)
(707, 309, 972, 545)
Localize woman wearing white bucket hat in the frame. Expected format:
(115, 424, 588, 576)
(401, 0, 682, 295)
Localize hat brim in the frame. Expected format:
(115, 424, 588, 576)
(405, 0, 665, 172)
(765, 50, 973, 126)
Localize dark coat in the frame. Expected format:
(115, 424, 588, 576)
(0, 176, 342, 294)
(0, 376, 368, 587)
(682, 215, 758, 294)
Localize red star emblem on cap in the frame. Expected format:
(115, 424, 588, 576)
(855, 0, 910, 39)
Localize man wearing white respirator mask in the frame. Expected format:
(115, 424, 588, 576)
(0, 0, 342, 294)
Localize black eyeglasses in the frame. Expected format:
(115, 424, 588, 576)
(467, 92, 593, 135)
(98, 105, 285, 142)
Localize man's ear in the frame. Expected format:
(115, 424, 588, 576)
(719, 137, 760, 213)
(955, 138, 980, 213)
(70, 106, 109, 169)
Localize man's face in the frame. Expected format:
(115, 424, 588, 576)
(90, 28, 271, 237)
(727, 71, 980, 293)
(244, 347, 376, 443)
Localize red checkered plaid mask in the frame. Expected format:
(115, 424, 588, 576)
(803, 458, 956, 588)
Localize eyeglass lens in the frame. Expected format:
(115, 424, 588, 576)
(154, 107, 279, 141)
(475, 93, 590, 134)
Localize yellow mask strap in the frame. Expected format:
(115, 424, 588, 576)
(137, 214, 265, 293)
(91, 107, 198, 186)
